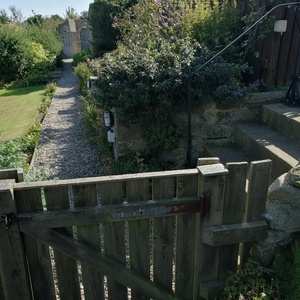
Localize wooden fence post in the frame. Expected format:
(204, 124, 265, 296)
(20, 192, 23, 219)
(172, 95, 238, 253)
(0, 179, 32, 300)
(196, 160, 229, 299)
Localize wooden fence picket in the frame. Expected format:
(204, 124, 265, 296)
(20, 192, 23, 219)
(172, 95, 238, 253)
(175, 172, 199, 299)
(127, 178, 150, 300)
(15, 187, 56, 300)
(152, 177, 175, 292)
(99, 181, 127, 299)
(73, 183, 105, 300)
(0, 180, 31, 300)
(44, 186, 81, 300)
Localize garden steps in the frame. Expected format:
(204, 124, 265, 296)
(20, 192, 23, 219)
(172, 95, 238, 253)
(205, 103, 300, 180)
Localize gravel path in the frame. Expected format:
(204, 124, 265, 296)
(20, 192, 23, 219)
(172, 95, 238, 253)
(30, 59, 107, 180)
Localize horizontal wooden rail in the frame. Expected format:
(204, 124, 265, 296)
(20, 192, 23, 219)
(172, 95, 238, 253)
(18, 197, 201, 230)
(14, 169, 199, 190)
(202, 221, 268, 246)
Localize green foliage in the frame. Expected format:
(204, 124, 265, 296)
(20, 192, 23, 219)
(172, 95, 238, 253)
(74, 62, 91, 95)
(113, 152, 162, 175)
(181, 0, 242, 62)
(81, 97, 112, 155)
(93, 0, 197, 119)
(72, 49, 93, 68)
(64, 6, 80, 20)
(0, 24, 32, 82)
(0, 138, 27, 169)
(0, 21, 62, 84)
(89, 0, 135, 56)
(91, 0, 253, 153)
(26, 25, 62, 62)
(222, 260, 281, 300)
(241, 0, 275, 62)
(273, 238, 300, 299)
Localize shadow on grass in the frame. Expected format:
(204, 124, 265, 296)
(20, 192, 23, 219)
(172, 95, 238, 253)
(0, 85, 45, 97)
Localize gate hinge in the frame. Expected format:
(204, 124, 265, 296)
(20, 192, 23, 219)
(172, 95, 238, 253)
(1, 214, 17, 230)
(200, 191, 211, 218)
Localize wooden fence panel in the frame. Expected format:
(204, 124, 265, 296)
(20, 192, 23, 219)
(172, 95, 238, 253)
(218, 162, 248, 277)
(15, 187, 56, 300)
(44, 186, 81, 300)
(100, 181, 127, 299)
(72, 183, 105, 300)
(152, 177, 175, 292)
(127, 178, 150, 300)
(175, 173, 199, 299)
(241, 160, 272, 264)
(0, 180, 31, 300)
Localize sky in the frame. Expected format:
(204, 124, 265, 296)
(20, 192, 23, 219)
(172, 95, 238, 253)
(1, 1, 92, 19)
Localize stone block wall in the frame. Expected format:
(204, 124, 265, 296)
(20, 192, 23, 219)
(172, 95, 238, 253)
(112, 91, 285, 166)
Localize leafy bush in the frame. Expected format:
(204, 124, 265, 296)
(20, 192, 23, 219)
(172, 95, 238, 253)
(222, 259, 281, 299)
(89, 0, 136, 56)
(0, 24, 32, 82)
(26, 25, 62, 61)
(74, 62, 91, 95)
(0, 138, 27, 169)
(91, 0, 253, 153)
(181, 0, 242, 62)
(272, 238, 300, 299)
(72, 49, 92, 68)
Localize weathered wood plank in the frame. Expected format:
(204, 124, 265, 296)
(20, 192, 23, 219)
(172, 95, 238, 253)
(218, 162, 248, 277)
(197, 164, 228, 300)
(203, 221, 268, 246)
(127, 178, 150, 300)
(24, 228, 182, 300)
(14, 169, 199, 190)
(0, 168, 23, 182)
(72, 184, 104, 300)
(153, 177, 175, 291)
(175, 173, 198, 299)
(15, 187, 56, 300)
(241, 160, 272, 264)
(44, 186, 81, 300)
(100, 181, 127, 299)
(0, 180, 31, 300)
(18, 196, 201, 230)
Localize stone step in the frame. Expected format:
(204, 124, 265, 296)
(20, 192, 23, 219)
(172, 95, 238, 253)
(204, 143, 251, 166)
(234, 123, 300, 179)
(262, 103, 300, 144)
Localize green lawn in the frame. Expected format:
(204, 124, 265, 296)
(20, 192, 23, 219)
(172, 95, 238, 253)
(0, 86, 45, 141)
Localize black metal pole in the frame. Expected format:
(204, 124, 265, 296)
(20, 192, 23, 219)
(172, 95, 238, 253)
(186, 78, 192, 168)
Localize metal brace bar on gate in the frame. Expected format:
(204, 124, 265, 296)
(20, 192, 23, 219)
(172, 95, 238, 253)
(1, 214, 17, 230)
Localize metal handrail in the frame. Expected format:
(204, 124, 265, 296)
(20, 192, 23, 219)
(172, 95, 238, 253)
(192, 2, 300, 74)
(186, 1, 300, 167)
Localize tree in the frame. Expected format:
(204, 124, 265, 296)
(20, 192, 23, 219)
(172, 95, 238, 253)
(64, 6, 79, 19)
(80, 10, 89, 19)
(8, 5, 23, 23)
(0, 24, 32, 82)
(0, 9, 10, 24)
(26, 14, 44, 27)
(89, 0, 136, 56)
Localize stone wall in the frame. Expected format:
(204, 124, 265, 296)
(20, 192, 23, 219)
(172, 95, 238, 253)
(112, 91, 286, 166)
(58, 19, 91, 58)
(253, 164, 300, 266)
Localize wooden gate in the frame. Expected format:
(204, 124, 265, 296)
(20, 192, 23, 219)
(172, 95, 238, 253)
(0, 158, 271, 300)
